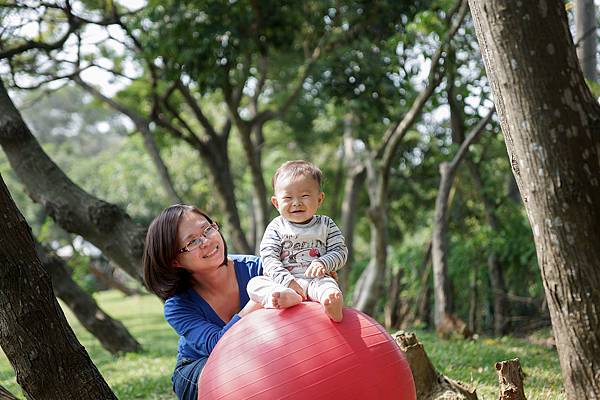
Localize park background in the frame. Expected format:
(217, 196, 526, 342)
(0, 0, 599, 399)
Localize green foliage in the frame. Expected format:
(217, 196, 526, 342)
(68, 253, 96, 294)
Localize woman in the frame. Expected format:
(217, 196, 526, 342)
(143, 204, 263, 400)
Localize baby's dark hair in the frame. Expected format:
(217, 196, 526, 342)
(272, 160, 322, 191)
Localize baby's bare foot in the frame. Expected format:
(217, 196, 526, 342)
(323, 291, 343, 322)
(271, 289, 302, 309)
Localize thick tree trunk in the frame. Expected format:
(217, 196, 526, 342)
(469, 2, 600, 398)
(0, 79, 147, 283)
(36, 243, 141, 355)
(575, 0, 597, 82)
(0, 174, 116, 399)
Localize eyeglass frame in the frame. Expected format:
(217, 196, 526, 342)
(178, 223, 220, 254)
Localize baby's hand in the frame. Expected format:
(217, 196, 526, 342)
(305, 260, 326, 278)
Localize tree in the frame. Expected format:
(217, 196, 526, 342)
(36, 242, 141, 355)
(0, 173, 116, 399)
(469, 1, 600, 398)
(353, 0, 469, 314)
(0, 78, 147, 282)
(431, 107, 493, 333)
(575, 0, 597, 82)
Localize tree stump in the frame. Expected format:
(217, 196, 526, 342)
(394, 331, 478, 400)
(496, 358, 526, 400)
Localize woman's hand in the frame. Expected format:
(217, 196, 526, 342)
(238, 299, 263, 317)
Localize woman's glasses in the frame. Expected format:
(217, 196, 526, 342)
(178, 224, 219, 254)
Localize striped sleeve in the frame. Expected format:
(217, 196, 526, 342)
(259, 218, 294, 287)
(318, 216, 348, 272)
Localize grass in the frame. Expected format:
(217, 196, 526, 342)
(0, 291, 565, 399)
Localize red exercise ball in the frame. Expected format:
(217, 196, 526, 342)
(198, 302, 416, 400)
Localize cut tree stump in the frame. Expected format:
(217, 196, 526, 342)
(496, 358, 526, 400)
(395, 331, 478, 400)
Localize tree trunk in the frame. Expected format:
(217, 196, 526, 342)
(432, 110, 493, 330)
(138, 124, 183, 205)
(432, 161, 454, 327)
(468, 264, 478, 334)
(448, 67, 508, 335)
(353, 0, 469, 316)
(0, 79, 147, 283)
(75, 78, 183, 207)
(36, 242, 141, 355)
(465, 160, 509, 335)
(202, 137, 252, 253)
(88, 261, 143, 296)
(338, 115, 366, 291)
(352, 159, 388, 314)
(575, 0, 597, 82)
(469, 2, 600, 398)
(0, 174, 116, 399)
(238, 123, 270, 253)
(414, 241, 433, 327)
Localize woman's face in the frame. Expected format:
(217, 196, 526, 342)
(173, 211, 225, 271)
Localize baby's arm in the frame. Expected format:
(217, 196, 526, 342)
(260, 220, 295, 287)
(315, 216, 348, 272)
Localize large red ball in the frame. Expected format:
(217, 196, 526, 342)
(198, 302, 416, 400)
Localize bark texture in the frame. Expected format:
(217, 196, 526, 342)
(469, 1, 600, 398)
(0, 175, 116, 399)
(0, 79, 147, 283)
(395, 331, 478, 400)
(36, 242, 141, 355)
(496, 358, 527, 400)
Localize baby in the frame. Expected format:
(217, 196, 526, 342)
(247, 160, 348, 321)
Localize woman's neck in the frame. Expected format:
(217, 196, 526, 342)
(191, 258, 234, 294)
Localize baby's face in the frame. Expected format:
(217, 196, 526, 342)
(272, 175, 324, 224)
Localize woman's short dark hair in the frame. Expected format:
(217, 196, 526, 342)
(143, 204, 226, 300)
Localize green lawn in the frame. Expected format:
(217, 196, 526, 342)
(0, 291, 565, 399)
